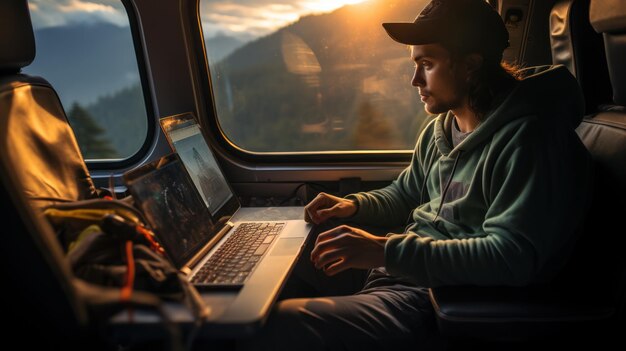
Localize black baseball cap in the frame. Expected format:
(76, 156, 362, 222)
(382, 0, 509, 60)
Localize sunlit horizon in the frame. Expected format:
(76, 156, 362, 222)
(201, 0, 370, 41)
(300, 0, 367, 13)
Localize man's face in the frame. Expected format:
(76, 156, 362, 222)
(410, 44, 469, 115)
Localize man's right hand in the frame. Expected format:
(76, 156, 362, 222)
(304, 192, 357, 224)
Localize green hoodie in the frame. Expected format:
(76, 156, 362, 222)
(347, 65, 592, 287)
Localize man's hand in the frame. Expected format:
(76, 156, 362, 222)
(310, 225, 387, 276)
(304, 192, 357, 224)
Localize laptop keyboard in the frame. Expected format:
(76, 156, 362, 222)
(191, 222, 285, 288)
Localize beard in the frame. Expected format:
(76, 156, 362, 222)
(422, 92, 466, 115)
(423, 98, 452, 115)
(424, 101, 448, 115)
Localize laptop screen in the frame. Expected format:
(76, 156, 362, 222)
(160, 115, 233, 215)
(124, 154, 217, 269)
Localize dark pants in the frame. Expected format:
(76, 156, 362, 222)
(239, 221, 445, 351)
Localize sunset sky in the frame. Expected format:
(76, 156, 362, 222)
(27, 0, 368, 40)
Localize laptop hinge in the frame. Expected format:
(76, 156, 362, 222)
(183, 221, 235, 272)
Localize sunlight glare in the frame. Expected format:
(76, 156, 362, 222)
(201, 0, 370, 39)
(300, 0, 367, 13)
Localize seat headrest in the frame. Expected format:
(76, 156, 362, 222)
(549, 0, 612, 113)
(590, 0, 626, 106)
(590, 0, 626, 33)
(0, 0, 35, 73)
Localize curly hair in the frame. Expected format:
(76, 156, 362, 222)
(467, 60, 524, 119)
(443, 42, 524, 119)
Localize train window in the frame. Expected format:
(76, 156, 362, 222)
(24, 0, 148, 161)
(200, 0, 433, 153)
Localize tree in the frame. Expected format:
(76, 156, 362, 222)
(67, 102, 118, 159)
(353, 101, 405, 149)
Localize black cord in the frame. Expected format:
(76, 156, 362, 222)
(278, 183, 307, 206)
(278, 182, 330, 206)
(29, 196, 74, 203)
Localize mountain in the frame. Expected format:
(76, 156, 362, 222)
(24, 23, 147, 158)
(205, 34, 245, 63)
(211, 0, 431, 151)
(27, 23, 138, 106)
(83, 84, 147, 158)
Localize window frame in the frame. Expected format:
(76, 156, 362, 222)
(64, 0, 157, 171)
(191, 0, 420, 165)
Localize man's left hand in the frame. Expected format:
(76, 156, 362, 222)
(310, 225, 388, 276)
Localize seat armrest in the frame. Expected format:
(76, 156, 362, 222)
(429, 285, 614, 342)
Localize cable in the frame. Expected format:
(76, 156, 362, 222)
(278, 182, 330, 206)
(278, 183, 307, 205)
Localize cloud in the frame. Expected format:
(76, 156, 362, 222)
(58, 0, 117, 14)
(200, 1, 301, 39)
(200, 0, 366, 40)
(28, 0, 127, 28)
(27, 0, 366, 40)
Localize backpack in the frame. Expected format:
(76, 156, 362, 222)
(43, 197, 209, 349)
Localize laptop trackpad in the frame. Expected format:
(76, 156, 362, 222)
(270, 238, 303, 256)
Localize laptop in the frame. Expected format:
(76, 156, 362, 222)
(124, 112, 310, 296)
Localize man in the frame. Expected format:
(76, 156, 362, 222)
(252, 0, 592, 349)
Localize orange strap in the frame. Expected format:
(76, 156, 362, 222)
(120, 240, 135, 302)
(136, 225, 165, 255)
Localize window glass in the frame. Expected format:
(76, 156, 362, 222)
(200, 0, 433, 153)
(24, 0, 148, 160)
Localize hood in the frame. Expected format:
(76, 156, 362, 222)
(433, 65, 584, 156)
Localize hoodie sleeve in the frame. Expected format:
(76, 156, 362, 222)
(384, 117, 592, 287)
(345, 120, 437, 228)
